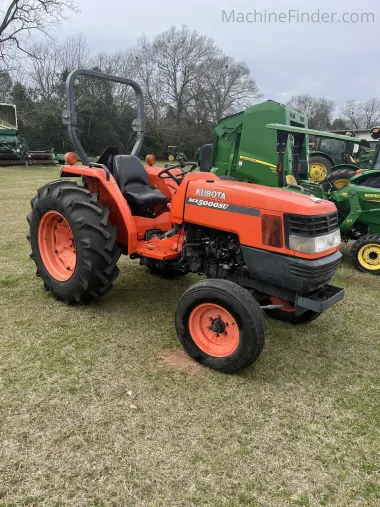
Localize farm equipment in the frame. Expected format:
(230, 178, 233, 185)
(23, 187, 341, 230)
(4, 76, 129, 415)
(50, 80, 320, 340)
(266, 123, 380, 275)
(198, 102, 380, 274)
(309, 130, 374, 183)
(199, 101, 364, 187)
(167, 145, 188, 164)
(0, 103, 55, 166)
(27, 69, 345, 373)
(200, 100, 310, 185)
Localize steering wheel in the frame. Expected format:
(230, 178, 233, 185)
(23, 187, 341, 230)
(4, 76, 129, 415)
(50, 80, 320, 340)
(158, 161, 198, 185)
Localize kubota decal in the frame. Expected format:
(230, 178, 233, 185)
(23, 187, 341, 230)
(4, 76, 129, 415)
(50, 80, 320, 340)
(186, 197, 260, 216)
(195, 188, 226, 200)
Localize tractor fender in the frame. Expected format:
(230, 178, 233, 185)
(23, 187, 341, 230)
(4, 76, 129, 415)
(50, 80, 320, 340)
(329, 163, 359, 173)
(60, 164, 137, 253)
(350, 168, 380, 184)
(309, 151, 334, 165)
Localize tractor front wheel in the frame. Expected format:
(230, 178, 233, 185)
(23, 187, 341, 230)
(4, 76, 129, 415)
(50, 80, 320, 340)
(263, 296, 321, 324)
(351, 234, 380, 275)
(27, 180, 121, 304)
(328, 168, 357, 190)
(175, 279, 265, 373)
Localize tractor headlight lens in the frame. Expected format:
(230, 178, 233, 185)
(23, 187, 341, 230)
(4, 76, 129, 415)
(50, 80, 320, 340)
(289, 230, 341, 254)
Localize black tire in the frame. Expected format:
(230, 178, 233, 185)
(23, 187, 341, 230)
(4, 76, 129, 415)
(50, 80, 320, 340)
(175, 279, 265, 373)
(328, 167, 357, 190)
(27, 180, 121, 304)
(145, 259, 186, 279)
(351, 234, 380, 275)
(309, 155, 332, 183)
(219, 176, 237, 181)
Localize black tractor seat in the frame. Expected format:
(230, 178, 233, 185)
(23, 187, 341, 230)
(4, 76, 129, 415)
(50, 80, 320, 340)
(113, 155, 168, 207)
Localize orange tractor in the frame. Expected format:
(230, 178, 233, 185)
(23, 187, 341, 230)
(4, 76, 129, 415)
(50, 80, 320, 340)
(28, 70, 344, 373)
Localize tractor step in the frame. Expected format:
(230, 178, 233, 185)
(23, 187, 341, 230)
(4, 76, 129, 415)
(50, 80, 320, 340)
(136, 234, 183, 260)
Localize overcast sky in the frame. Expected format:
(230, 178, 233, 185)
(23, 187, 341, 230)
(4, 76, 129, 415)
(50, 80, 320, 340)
(59, 0, 378, 108)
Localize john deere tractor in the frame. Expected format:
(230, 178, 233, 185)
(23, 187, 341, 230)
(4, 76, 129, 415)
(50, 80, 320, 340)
(198, 102, 380, 274)
(265, 124, 380, 275)
(167, 146, 188, 164)
(309, 130, 375, 184)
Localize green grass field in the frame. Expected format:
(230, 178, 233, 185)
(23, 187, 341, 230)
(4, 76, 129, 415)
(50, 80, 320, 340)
(0, 166, 379, 507)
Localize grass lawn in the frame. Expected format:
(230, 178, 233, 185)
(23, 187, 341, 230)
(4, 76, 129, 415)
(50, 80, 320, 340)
(0, 166, 379, 507)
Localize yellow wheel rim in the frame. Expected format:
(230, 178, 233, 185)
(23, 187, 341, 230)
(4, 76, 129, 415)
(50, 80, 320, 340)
(334, 179, 350, 189)
(309, 162, 328, 183)
(168, 154, 175, 161)
(358, 244, 380, 270)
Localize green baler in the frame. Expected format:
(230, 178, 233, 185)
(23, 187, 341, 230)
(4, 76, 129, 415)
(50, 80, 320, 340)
(201, 100, 309, 186)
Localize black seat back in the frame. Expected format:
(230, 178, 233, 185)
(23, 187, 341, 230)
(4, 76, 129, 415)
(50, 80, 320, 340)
(97, 146, 119, 171)
(199, 144, 214, 172)
(113, 155, 150, 191)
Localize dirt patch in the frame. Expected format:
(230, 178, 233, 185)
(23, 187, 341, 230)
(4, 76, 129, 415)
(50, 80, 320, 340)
(157, 348, 205, 375)
(345, 274, 380, 289)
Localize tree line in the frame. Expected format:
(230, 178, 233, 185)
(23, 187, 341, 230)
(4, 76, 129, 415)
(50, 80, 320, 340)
(0, 25, 261, 158)
(286, 95, 380, 132)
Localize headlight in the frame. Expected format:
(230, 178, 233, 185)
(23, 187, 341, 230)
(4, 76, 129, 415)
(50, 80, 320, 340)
(289, 230, 341, 254)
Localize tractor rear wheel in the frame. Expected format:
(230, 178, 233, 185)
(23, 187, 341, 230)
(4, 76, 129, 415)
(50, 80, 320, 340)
(175, 279, 265, 373)
(263, 296, 321, 324)
(351, 234, 380, 275)
(27, 180, 121, 304)
(309, 155, 332, 183)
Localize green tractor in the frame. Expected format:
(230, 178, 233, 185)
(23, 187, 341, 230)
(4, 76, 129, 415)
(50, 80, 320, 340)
(167, 145, 188, 164)
(199, 102, 380, 274)
(0, 103, 55, 166)
(266, 123, 380, 274)
(309, 130, 375, 184)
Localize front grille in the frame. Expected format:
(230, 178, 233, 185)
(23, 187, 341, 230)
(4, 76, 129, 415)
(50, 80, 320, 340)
(284, 212, 339, 238)
(289, 257, 340, 282)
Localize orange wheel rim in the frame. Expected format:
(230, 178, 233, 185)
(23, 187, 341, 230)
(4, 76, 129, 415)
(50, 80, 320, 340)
(270, 296, 296, 313)
(38, 211, 76, 281)
(188, 303, 239, 357)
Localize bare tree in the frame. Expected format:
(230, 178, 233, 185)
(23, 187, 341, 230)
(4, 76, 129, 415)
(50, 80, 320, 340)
(0, 68, 12, 100)
(197, 55, 262, 123)
(341, 98, 380, 129)
(0, 0, 76, 68)
(133, 36, 166, 123)
(151, 25, 218, 121)
(287, 94, 334, 130)
(28, 34, 89, 100)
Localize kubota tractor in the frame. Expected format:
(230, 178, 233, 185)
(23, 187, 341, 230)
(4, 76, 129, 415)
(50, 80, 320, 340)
(27, 70, 344, 373)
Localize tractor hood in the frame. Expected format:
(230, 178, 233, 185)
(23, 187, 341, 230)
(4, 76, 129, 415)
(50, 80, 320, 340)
(186, 179, 336, 216)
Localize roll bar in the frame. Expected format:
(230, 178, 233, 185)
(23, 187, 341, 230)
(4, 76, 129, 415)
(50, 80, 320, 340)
(62, 69, 145, 166)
